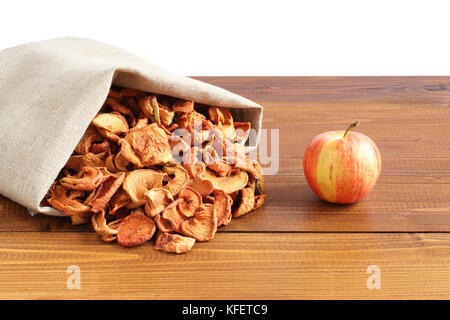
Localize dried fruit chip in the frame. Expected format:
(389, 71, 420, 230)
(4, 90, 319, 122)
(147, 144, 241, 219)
(180, 203, 217, 242)
(162, 165, 189, 197)
(92, 210, 119, 243)
(122, 169, 167, 207)
(60, 167, 105, 191)
(156, 199, 185, 233)
(233, 187, 255, 218)
(253, 194, 267, 211)
(234, 121, 251, 143)
(116, 214, 156, 247)
(202, 169, 248, 194)
(92, 112, 129, 142)
(104, 98, 136, 127)
(138, 95, 160, 124)
(159, 104, 175, 126)
(90, 140, 112, 155)
(47, 184, 91, 216)
(154, 232, 195, 254)
(177, 187, 202, 217)
(144, 188, 174, 218)
(75, 126, 103, 155)
(109, 189, 131, 215)
(213, 189, 233, 227)
(172, 100, 194, 113)
(80, 152, 105, 168)
(87, 172, 126, 213)
(120, 123, 173, 167)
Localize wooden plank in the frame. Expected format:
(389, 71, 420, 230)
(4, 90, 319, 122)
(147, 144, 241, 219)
(1, 232, 450, 299)
(0, 77, 449, 232)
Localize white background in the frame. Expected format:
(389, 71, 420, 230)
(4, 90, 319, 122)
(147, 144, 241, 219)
(1, 0, 449, 76)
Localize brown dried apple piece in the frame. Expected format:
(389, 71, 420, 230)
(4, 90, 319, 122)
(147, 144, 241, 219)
(158, 104, 175, 126)
(104, 97, 136, 127)
(92, 210, 119, 243)
(177, 187, 202, 218)
(201, 169, 248, 194)
(47, 184, 91, 216)
(253, 194, 267, 211)
(66, 155, 84, 171)
(120, 123, 173, 167)
(87, 172, 126, 213)
(122, 169, 167, 207)
(155, 199, 185, 233)
(162, 165, 189, 197)
(154, 232, 195, 254)
(80, 152, 105, 168)
(172, 100, 194, 113)
(180, 203, 217, 242)
(138, 95, 160, 124)
(75, 126, 104, 155)
(90, 140, 112, 155)
(109, 189, 131, 215)
(213, 189, 233, 227)
(60, 167, 105, 191)
(116, 214, 156, 247)
(144, 188, 174, 218)
(208, 107, 235, 141)
(233, 187, 255, 218)
(207, 159, 234, 177)
(92, 112, 129, 142)
(234, 121, 251, 143)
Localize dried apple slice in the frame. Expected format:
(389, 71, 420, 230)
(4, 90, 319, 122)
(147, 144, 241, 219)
(104, 97, 136, 127)
(234, 121, 251, 143)
(233, 187, 255, 218)
(109, 189, 131, 215)
(90, 140, 112, 155)
(116, 214, 156, 247)
(120, 123, 173, 167)
(213, 189, 233, 227)
(159, 105, 175, 126)
(138, 95, 160, 124)
(47, 184, 91, 216)
(201, 169, 248, 194)
(155, 199, 185, 233)
(253, 194, 267, 211)
(154, 232, 195, 254)
(144, 188, 174, 218)
(177, 187, 202, 218)
(60, 167, 105, 191)
(87, 172, 126, 213)
(66, 155, 84, 171)
(172, 100, 194, 113)
(91, 210, 119, 243)
(180, 203, 217, 242)
(74, 126, 104, 155)
(122, 169, 167, 207)
(114, 151, 130, 171)
(93, 112, 128, 132)
(162, 165, 189, 197)
(80, 152, 105, 168)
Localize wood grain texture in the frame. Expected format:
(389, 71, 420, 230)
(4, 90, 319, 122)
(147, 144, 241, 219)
(1, 232, 450, 300)
(0, 77, 449, 299)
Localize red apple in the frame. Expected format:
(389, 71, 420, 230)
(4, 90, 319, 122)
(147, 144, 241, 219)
(303, 121, 381, 204)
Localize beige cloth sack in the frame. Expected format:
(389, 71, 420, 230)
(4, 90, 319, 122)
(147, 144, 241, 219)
(0, 37, 263, 217)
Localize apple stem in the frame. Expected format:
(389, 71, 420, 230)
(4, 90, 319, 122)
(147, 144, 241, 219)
(343, 121, 360, 138)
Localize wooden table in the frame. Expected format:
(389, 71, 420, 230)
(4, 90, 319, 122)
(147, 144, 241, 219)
(1, 77, 450, 299)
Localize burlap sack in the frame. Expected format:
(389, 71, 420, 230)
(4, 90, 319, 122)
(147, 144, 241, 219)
(0, 37, 263, 216)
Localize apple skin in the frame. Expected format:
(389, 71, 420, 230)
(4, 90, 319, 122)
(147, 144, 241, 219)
(303, 129, 381, 204)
